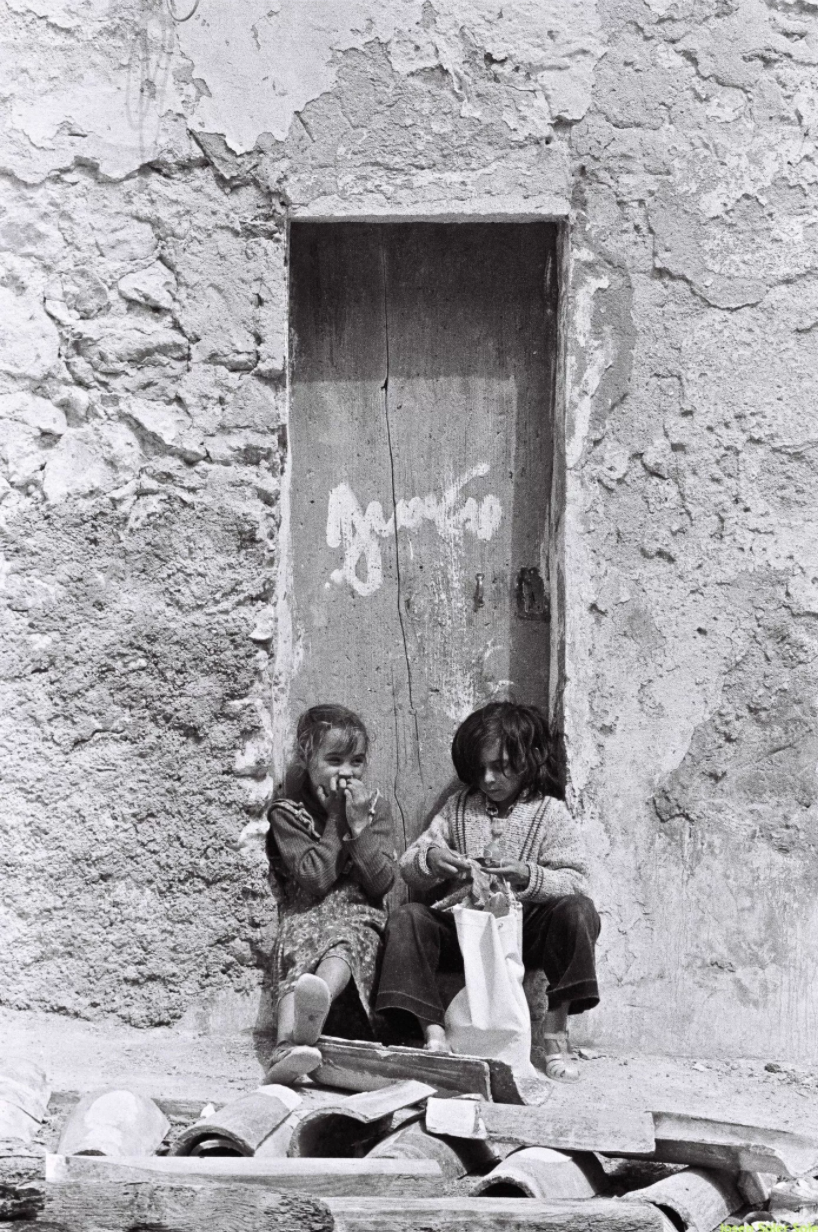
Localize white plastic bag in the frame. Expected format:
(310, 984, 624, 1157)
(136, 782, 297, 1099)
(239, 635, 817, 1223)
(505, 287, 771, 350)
(444, 902, 536, 1077)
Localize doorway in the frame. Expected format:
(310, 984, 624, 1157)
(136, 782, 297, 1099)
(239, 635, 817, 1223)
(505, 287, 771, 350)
(287, 221, 561, 857)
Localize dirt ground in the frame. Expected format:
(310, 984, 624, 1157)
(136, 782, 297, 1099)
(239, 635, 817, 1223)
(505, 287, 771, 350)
(3, 1006, 817, 1138)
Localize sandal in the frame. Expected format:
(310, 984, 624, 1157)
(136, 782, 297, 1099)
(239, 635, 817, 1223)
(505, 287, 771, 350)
(541, 1032, 581, 1083)
(264, 1041, 322, 1086)
(292, 973, 331, 1046)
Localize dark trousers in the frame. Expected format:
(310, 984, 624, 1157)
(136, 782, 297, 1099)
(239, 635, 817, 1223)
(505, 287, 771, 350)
(375, 895, 601, 1028)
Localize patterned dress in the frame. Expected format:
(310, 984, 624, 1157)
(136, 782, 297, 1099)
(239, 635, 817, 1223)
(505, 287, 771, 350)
(266, 778, 396, 1025)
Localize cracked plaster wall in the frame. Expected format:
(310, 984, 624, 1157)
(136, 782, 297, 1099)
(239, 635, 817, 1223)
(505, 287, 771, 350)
(1, 0, 817, 1059)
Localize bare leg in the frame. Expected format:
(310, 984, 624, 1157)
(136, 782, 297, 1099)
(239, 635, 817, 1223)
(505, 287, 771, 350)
(275, 962, 351, 1049)
(276, 991, 296, 1045)
(290, 956, 352, 1046)
(315, 954, 352, 999)
(540, 1002, 579, 1082)
(422, 1022, 452, 1054)
(541, 1002, 568, 1048)
(267, 987, 322, 1084)
(276, 957, 350, 1046)
(267, 973, 332, 1084)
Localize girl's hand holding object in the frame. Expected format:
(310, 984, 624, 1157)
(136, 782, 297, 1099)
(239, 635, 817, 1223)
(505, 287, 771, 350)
(481, 858, 530, 889)
(426, 846, 473, 879)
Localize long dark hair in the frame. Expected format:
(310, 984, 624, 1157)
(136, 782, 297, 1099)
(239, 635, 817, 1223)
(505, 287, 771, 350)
(451, 701, 558, 797)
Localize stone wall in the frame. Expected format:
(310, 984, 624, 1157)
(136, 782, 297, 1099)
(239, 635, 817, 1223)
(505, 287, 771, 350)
(1, 0, 817, 1058)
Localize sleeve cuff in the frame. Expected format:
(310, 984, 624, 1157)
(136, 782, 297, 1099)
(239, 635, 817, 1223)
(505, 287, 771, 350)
(343, 825, 373, 850)
(516, 862, 542, 901)
(418, 843, 445, 878)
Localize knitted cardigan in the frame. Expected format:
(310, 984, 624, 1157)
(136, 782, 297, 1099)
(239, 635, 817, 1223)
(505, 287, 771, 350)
(400, 787, 589, 904)
(267, 779, 395, 904)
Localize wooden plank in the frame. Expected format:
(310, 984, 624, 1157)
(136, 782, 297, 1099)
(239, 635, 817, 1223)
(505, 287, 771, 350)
(16, 1179, 333, 1232)
(487, 1060, 534, 1106)
(426, 1097, 656, 1155)
(379, 223, 559, 845)
(288, 223, 560, 875)
(314, 1037, 493, 1099)
(287, 223, 409, 875)
(0, 1144, 45, 1221)
(340, 1081, 436, 1121)
(621, 1167, 742, 1232)
(57, 1089, 170, 1158)
(46, 1153, 443, 1197)
(650, 1110, 818, 1178)
(326, 1196, 674, 1232)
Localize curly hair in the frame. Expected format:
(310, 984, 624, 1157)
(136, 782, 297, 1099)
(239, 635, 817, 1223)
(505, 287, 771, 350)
(295, 703, 369, 765)
(450, 701, 558, 797)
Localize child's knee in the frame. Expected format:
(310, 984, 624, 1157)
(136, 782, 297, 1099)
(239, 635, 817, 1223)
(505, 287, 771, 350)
(385, 901, 434, 938)
(553, 893, 600, 936)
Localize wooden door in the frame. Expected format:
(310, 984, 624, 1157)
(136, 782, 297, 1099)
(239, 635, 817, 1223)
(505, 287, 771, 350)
(287, 222, 559, 860)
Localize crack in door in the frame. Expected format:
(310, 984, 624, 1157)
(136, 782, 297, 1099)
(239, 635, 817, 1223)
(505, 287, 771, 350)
(379, 235, 423, 849)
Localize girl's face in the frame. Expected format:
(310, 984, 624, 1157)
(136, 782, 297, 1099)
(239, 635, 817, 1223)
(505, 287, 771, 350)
(476, 737, 526, 807)
(307, 728, 367, 798)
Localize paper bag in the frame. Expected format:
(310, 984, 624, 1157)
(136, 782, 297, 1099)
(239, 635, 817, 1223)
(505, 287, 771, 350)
(444, 902, 534, 1074)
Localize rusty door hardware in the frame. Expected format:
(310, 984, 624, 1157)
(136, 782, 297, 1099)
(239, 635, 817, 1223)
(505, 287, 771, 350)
(515, 567, 549, 621)
(473, 573, 485, 611)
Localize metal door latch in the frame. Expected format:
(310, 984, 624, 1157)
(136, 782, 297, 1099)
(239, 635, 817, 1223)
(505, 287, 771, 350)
(515, 567, 549, 621)
(473, 573, 485, 611)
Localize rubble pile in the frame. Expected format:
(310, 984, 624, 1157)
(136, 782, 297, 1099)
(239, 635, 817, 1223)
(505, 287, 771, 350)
(1, 1044, 816, 1231)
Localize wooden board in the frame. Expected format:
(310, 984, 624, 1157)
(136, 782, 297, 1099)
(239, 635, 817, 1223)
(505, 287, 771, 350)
(46, 1153, 443, 1197)
(11, 1179, 333, 1232)
(288, 222, 560, 868)
(425, 1097, 656, 1155)
(326, 1196, 675, 1232)
(313, 1037, 493, 1100)
(650, 1110, 818, 1178)
(0, 1144, 45, 1221)
(334, 1082, 436, 1121)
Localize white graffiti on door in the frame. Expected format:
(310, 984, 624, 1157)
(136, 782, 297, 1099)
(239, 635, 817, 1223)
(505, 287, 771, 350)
(326, 463, 503, 597)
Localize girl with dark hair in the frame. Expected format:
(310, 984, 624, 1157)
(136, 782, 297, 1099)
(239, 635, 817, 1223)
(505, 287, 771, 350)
(375, 701, 599, 1082)
(264, 704, 395, 1084)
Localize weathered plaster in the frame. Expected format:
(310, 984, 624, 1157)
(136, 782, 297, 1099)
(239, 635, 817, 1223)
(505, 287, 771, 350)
(2, 0, 818, 1060)
(563, 0, 818, 1058)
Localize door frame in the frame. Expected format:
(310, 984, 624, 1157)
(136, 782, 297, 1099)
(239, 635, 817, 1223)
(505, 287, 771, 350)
(272, 208, 570, 792)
